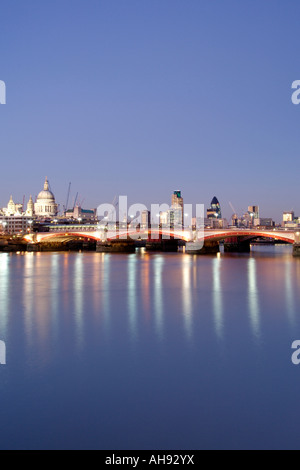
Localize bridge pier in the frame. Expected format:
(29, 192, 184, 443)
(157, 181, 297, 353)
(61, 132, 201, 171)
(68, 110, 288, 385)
(185, 240, 219, 254)
(27, 240, 97, 252)
(145, 239, 178, 252)
(27, 243, 39, 252)
(224, 237, 251, 253)
(293, 244, 300, 257)
(96, 240, 136, 253)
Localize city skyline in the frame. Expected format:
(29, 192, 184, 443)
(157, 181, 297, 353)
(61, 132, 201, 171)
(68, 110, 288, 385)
(1, 1, 300, 222)
(0, 175, 297, 225)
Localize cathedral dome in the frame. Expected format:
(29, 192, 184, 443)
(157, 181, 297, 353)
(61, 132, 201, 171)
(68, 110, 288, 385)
(37, 178, 55, 201)
(35, 177, 58, 218)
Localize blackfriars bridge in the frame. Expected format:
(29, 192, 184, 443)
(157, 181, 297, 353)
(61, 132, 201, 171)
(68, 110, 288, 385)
(23, 225, 300, 256)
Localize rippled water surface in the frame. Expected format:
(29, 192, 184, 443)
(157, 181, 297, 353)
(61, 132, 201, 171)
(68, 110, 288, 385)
(0, 245, 300, 449)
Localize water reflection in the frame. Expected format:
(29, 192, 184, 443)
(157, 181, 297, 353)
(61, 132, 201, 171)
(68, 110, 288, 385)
(5, 250, 299, 359)
(247, 258, 261, 340)
(0, 254, 10, 337)
(92, 253, 102, 314)
(24, 253, 35, 345)
(128, 255, 138, 340)
(153, 255, 164, 339)
(285, 260, 296, 327)
(51, 254, 60, 341)
(212, 256, 224, 339)
(182, 256, 193, 339)
(101, 254, 111, 333)
(27, 253, 55, 362)
(141, 254, 151, 319)
(74, 254, 84, 348)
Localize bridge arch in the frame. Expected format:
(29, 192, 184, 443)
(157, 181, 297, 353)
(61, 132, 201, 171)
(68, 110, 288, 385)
(201, 230, 295, 245)
(25, 232, 100, 243)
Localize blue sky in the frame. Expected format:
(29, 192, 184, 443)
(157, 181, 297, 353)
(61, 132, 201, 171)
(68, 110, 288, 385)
(0, 0, 299, 221)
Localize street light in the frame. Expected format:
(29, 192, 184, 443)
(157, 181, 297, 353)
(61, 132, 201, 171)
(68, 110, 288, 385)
(28, 220, 33, 233)
(2, 221, 7, 233)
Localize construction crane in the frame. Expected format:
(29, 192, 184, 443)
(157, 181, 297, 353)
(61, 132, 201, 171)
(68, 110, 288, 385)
(229, 201, 237, 215)
(111, 195, 119, 221)
(73, 192, 79, 209)
(76, 194, 84, 208)
(63, 182, 71, 214)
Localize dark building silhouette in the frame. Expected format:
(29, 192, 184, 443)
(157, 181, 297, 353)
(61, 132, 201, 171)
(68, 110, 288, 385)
(207, 196, 222, 219)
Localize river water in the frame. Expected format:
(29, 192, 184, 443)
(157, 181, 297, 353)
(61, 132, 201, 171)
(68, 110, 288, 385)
(0, 245, 300, 450)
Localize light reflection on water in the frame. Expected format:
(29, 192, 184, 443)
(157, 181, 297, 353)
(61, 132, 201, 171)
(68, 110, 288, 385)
(153, 255, 164, 340)
(51, 254, 60, 343)
(24, 253, 35, 346)
(5, 247, 297, 348)
(0, 254, 9, 337)
(212, 255, 223, 339)
(0, 245, 300, 449)
(1, 245, 298, 349)
(128, 255, 138, 340)
(0, 245, 298, 351)
(285, 260, 296, 328)
(74, 254, 84, 348)
(248, 258, 261, 340)
(182, 256, 193, 339)
(101, 253, 111, 335)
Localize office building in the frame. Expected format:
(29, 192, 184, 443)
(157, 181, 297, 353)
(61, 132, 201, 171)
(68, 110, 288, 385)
(171, 190, 184, 226)
(283, 211, 294, 223)
(248, 205, 259, 220)
(141, 210, 151, 228)
(207, 196, 222, 219)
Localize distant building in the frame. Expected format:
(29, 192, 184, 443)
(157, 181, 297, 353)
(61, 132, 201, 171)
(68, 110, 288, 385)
(192, 217, 202, 229)
(34, 177, 58, 218)
(231, 213, 239, 227)
(3, 196, 23, 216)
(283, 211, 294, 223)
(159, 211, 168, 226)
(241, 209, 262, 228)
(284, 221, 299, 228)
(258, 218, 275, 228)
(171, 190, 183, 226)
(7, 196, 16, 215)
(172, 190, 183, 210)
(248, 206, 259, 218)
(205, 217, 228, 229)
(0, 216, 33, 234)
(141, 210, 151, 228)
(2, 194, 34, 220)
(294, 216, 300, 225)
(26, 196, 35, 218)
(168, 207, 184, 228)
(207, 196, 222, 219)
(65, 205, 96, 222)
(282, 211, 297, 228)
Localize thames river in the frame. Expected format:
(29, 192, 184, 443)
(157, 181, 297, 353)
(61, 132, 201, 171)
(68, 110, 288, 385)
(0, 245, 300, 450)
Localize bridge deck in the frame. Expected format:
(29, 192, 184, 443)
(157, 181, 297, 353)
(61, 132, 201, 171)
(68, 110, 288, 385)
(23, 227, 297, 244)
